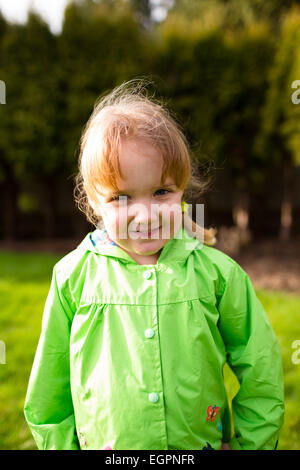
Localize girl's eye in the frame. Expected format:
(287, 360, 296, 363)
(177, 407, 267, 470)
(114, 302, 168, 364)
(110, 189, 169, 202)
(155, 189, 170, 196)
(110, 195, 129, 202)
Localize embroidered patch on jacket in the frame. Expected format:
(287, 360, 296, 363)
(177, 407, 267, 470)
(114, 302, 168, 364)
(206, 405, 220, 423)
(77, 430, 87, 449)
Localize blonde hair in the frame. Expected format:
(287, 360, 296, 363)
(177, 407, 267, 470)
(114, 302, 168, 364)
(74, 78, 217, 246)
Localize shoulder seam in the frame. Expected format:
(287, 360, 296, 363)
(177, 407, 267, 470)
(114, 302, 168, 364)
(216, 257, 240, 298)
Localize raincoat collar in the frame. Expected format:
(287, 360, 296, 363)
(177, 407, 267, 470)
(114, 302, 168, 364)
(77, 225, 203, 265)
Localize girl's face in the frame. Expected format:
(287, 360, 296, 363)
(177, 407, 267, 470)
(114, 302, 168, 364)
(93, 138, 184, 264)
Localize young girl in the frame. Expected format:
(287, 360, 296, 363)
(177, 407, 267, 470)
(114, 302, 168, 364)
(24, 79, 284, 451)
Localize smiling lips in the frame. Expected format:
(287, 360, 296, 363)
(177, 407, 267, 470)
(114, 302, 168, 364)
(140, 226, 160, 234)
(131, 226, 161, 237)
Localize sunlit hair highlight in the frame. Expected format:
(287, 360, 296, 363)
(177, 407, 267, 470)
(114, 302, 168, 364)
(74, 78, 217, 246)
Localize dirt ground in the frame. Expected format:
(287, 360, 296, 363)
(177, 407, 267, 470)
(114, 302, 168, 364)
(230, 238, 300, 294)
(0, 236, 299, 294)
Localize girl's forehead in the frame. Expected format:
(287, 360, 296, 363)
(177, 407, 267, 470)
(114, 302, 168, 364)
(115, 137, 179, 184)
(118, 138, 163, 167)
(119, 136, 156, 153)
(99, 174, 177, 196)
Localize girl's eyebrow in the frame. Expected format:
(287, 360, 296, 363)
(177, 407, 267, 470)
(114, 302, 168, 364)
(110, 183, 176, 195)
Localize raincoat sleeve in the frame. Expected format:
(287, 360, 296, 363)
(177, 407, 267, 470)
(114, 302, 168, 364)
(217, 261, 284, 450)
(24, 265, 80, 450)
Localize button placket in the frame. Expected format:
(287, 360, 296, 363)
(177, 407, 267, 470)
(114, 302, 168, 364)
(144, 269, 155, 339)
(148, 392, 159, 403)
(143, 269, 152, 280)
(144, 328, 155, 338)
(145, 268, 168, 448)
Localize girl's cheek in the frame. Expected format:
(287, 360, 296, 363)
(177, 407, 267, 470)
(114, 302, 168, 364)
(161, 206, 181, 226)
(108, 209, 129, 239)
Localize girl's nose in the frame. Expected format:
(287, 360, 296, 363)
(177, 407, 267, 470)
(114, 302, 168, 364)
(135, 217, 159, 233)
(130, 202, 159, 231)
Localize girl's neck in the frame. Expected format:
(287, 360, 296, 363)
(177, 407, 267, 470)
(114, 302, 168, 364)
(121, 248, 162, 265)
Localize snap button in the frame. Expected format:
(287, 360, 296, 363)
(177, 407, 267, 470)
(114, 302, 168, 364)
(144, 328, 155, 339)
(148, 392, 159, 403)
(143, 270, 152, 280)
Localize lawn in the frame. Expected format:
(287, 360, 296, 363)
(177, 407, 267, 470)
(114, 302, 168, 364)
(0, 250, 299, 450)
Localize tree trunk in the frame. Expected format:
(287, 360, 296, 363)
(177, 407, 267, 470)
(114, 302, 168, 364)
(43, 177, 58, 239)
(2, 178, 18, 241)
(232, 182, 252, 249)
(279, 156, 293, 242)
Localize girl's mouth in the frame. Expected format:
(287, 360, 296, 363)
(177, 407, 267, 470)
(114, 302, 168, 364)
(131, 226, 161, 238)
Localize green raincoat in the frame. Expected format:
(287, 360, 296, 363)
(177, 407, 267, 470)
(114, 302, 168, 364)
(24, 225, 284, 450)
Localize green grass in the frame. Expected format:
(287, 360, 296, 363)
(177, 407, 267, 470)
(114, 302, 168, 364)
(223, 287, 300, 450)
(0, 251, 61, 450)
(255, 289, 300, 450)
(0, 251, 299, 450)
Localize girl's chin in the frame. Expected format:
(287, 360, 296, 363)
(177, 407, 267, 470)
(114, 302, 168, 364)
(125, 239, 166, 255)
